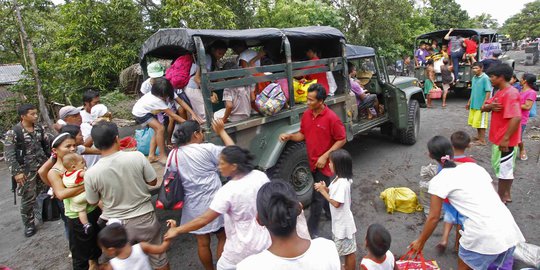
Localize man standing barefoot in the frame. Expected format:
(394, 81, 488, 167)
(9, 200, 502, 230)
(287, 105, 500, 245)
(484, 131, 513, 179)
(481, 64, 521, 203)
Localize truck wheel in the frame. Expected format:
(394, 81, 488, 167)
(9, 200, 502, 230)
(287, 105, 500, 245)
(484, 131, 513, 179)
(398, 99, 420, 145)
(271, 142, 313, 206)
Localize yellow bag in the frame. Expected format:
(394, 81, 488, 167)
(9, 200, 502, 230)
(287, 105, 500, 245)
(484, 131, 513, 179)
(380, 187, 423, 214)
(293, 79, 317, 103)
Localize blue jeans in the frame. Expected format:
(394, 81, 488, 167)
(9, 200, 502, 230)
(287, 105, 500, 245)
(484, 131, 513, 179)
(451, 51, 464, 80)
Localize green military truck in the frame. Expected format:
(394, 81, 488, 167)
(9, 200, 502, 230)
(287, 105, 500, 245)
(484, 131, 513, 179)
(414, 28, 515, 91)
(139, 26, 425, 204)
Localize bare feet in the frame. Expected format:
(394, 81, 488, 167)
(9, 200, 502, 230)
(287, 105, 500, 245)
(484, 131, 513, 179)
(520, 150, 528, 161)
(436, 243, 447, 254)
(472, 140, 487, 146)
(148, 156, 159, 163)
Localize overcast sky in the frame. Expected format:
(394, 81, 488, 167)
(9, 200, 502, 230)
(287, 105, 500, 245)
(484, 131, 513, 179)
(455, 0, 533, 25)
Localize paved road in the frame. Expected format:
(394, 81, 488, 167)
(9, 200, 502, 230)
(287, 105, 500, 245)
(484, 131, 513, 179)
(1, 50, 539, 269)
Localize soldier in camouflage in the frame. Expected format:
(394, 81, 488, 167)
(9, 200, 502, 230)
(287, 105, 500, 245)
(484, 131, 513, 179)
(4, 104, 51, 237)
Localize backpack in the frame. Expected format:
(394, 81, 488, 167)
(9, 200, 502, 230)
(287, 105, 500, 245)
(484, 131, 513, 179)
(165, 54, 194, 90)
(36, 193, 61, 222)
(156, 148, 185, 210)
(255, 83, 287, 116)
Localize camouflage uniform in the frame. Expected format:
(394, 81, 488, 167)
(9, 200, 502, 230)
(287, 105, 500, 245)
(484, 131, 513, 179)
(4, 123, 51, 226)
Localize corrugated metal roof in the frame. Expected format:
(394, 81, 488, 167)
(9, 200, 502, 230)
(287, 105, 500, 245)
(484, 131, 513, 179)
(0, 64, 25, 85)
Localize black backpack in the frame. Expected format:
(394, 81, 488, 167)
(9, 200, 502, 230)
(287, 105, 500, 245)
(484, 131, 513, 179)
(156, 148, 185, 210)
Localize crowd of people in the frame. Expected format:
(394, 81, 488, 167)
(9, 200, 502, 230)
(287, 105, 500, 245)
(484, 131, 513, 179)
(2, 35, 537, 270)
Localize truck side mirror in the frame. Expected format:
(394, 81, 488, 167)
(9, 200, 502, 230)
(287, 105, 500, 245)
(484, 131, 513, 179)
(395, 60, 404, 73)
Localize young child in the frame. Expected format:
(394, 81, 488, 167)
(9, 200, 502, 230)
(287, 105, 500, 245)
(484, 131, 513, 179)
(463, 35, 478, 65)
(360, 224, 397, 270)
(98, 221, 174, 270)
(62, 153, 92, 234)
(440, 58, 453, 108)
(314, 149, 356, 270)
(436, 131, 475, 253)
(132, 77, 186, 164)
(424, 60, 439, 108)
(213, 62, 254, 123)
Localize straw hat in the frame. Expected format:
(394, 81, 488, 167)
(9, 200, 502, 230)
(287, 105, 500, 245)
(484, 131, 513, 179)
(357, 71, 373, 86)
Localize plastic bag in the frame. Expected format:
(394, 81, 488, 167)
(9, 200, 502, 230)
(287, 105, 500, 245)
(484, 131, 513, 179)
(397, 250, 440, 270)
(293, 79, 317, 103)
(380, 187, 423, 214)
(135, 127, 158, 156)
(514, 242, 540, 269)
(327, 71, 337, 96)
(419, 164, 438, 216)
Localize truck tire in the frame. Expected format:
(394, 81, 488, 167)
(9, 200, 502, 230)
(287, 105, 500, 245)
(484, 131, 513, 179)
(271, 142, 313, 206)
(398, 99, 420, 145)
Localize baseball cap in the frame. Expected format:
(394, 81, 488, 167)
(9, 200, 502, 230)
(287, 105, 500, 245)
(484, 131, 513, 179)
(91, 104, 108, 119)
(492, 49, 502, 57)
(58, 106, 81, 120)
(147, 62, 165, 78)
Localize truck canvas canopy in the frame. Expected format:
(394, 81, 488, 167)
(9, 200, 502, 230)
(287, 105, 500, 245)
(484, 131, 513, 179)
(346, 44, 376, 59)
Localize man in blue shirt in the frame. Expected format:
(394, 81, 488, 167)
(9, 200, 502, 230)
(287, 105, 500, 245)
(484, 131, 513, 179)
(466, 62, 492, 145)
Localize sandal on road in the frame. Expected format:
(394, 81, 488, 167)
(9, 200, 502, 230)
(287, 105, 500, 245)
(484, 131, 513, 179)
(520, 152, 528, 161)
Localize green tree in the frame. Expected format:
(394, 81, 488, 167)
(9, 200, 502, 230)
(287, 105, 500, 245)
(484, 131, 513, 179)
(255, 0, 343, 29)
(44, 0, 146, 101)
(471, 13, 499, 29)
(162, 0, 236, 29)
(501, 0, 540, 40)
(428, 0, 472, 29)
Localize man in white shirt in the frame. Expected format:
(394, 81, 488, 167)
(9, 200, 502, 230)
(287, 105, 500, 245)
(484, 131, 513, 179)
(84, 121, 169, 270)
(80, 90, 100, 124)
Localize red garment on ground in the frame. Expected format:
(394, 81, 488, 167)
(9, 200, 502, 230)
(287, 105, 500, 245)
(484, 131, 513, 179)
(485, 86, 522, 146)
(300, 105, 346, 176)
(304, 56, 330, 94)
(464, 39, 478, 54)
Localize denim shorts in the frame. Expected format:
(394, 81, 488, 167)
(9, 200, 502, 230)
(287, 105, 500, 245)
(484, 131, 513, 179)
(443, 202, 466, 226)
(134, 113, 155, 125)
(459, 245, 515, 270)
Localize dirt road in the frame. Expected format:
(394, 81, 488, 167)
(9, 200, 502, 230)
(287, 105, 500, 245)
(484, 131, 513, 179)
(1, 52, 539, 269)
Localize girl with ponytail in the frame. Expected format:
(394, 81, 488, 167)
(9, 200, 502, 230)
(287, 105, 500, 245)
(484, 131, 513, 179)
(164, 145, 271, 270)
(314, 149, 356, 270)
(236, 181, 341, 269)
(518, 73, 538, 160)
(410, 136, 524, 269)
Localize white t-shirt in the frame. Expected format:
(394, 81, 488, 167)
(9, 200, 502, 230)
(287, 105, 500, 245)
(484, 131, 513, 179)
(140, 78, 152, 95)
(237, 238, 341, 270)
(209, 170, 272, 265)
(360, 250, 395, 270)
(80, 109, 93, 124)
(328, 177, 356, 239)
(238, 49, 260, 67)
(222, 85, 252, 122)
(132, 92, 169, 118)
(185, 63, 199, 89)
(79, 122, 100, 168)
(109, 243, 152, 270)
(428, 163, 525, 255)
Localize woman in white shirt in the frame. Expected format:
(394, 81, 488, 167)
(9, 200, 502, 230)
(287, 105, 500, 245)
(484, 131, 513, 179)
(237, 181, 341, 270)
(164, 146, 271, 270)
(410, 136, 524, 270)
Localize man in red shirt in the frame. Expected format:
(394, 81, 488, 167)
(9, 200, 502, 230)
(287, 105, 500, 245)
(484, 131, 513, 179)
(280, 83, 346, 237)
(463, 35, 478, 65)
(305, 47, 330, 93)
(481, 64, 521, 203)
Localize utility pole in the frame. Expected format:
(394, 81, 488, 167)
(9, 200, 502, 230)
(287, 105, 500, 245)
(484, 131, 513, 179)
(12, 0, 54, 130)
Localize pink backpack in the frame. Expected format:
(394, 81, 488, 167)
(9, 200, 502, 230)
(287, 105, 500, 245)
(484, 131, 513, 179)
(165, 54, 193, 89)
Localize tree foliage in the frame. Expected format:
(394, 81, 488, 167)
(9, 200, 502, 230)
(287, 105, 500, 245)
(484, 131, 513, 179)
(501, 0, 540, 40)
(1, 0, 488, 111)
(470, 13, 499, 29)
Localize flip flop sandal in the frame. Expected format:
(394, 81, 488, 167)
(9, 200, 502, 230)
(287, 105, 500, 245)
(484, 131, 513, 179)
(520, 154, 528, 161)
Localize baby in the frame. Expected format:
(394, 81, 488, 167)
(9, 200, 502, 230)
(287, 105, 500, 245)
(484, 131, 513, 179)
(62, 153, 92, 234)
